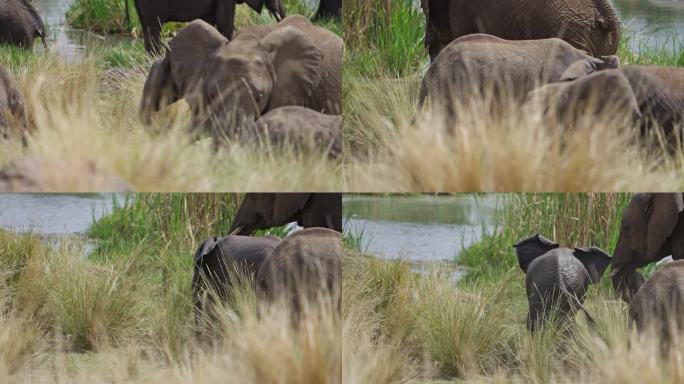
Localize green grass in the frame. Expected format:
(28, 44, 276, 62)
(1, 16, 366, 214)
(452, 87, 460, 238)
(342, 193, 684, 383)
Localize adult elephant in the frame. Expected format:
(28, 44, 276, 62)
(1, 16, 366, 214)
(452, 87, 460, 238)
(313, 0, 341, 20)
(418, 34, 619, 119)
(420, 0, 621, 62)
(228, 193, 342, 235)
(192, 234, 281, 327)
(612, 193, 684, 302)
(0, 0, 47, 49)
(515, 234, 612, 331)
(131, 0, 286, 54)
(629, 260, 684, 349)
(0, 64, 27, 139)
(255, 227, 341, 310)
(526, 66, 684, 142)
(139, 16, 342, 141)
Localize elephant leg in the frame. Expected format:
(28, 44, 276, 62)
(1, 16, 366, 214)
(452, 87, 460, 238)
(215, 1, 236, 40)
(142, 20, 163, 55)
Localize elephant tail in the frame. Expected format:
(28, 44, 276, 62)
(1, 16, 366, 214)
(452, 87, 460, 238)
(562, 287, 596, 328)
(418, 78, 429, 110)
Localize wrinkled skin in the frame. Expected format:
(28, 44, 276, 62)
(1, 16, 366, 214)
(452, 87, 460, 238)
(0, 64, 27, 140)
(192, 234, 281, 328)
(526, 66, 684, 143)
(246, 106, 341, 159)
(420, 0, 621, 62)
(133, 0, 286, 54)
(612, 193, 684, 302)
(229, 193, 342, 235)
(418, 34, 619, 120)
(313, 0, 341, 20)
(139, 16, 342, 142)
(515, 234, 612, 331)
(629, 260, 684, 350)
(0, 156, 135, 192)
(255, 227, 341, 311)
(0, 0, 47, 49)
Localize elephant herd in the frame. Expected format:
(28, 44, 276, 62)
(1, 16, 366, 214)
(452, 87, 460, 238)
(192, 193, 341, 328)
(515, 193, 684, 348)
(419, 0, 683, 145)
(0, 1, 342, 160)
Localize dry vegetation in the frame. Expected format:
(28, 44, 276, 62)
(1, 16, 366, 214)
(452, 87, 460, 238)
(342, 1, 684, 192)
(342, 193, 684, 383)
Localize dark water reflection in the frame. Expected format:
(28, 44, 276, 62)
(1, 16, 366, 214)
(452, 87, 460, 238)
(611, 0, 684, 51)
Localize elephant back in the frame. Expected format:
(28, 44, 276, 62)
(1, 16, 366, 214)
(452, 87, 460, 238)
(525, 248, 590, 301)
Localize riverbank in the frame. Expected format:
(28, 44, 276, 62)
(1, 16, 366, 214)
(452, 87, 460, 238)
(342, 1, 684, 191)
(0, 193, 338, 383)
(342, 193, 684, 383)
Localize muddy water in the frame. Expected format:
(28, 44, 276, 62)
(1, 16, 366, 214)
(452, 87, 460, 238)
(344, 195, 501, 280)
(33, 0, 130, 62)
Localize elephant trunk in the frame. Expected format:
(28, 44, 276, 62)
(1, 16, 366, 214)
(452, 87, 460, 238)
(611, 265, 644, 302)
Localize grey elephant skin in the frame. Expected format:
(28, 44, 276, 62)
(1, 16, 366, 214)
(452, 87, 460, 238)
(0, 64, 27, 139)
(629, 260, 684, 347)
(192, 234, 281, 326)
(420, 0, 621, 61)
(246, 106, 341, 159)
(132, 0, 285, 54)
(139, 16, 342, 141)
(515, 234, 611, 331)
(418, 34, 619, 119)
(229, 193, 342, 236)
(0, 0, 46, 49)
(255, 227, 341, 310)
(526, 66, 684, 142)
(313, 0, 340, 20)
(612, 193, 684, 302)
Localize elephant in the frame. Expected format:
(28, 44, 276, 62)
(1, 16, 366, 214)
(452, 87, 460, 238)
(139, 16, 342, 142)
(228, 193, 342, 236)
(0, 156, 135, 192)
(131, 0, 286, 54)
(418, 34, 620, 120)
(255, 227, 341, 310)
(420, 0, 621, 62)
(313, 0, 341, 20)
(526, 66, 684, 143)
(612, 193, 684, 302)
(628, 260, 684, 349)
(245, 106, 342, 159)
(515, 234, 612, 331)
(191, 234, 281, 327)
(0, 0, 47, 49)
(0, 64, 27, 139)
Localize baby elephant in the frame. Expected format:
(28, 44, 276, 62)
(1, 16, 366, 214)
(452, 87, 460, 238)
(192, 234, 282, 327)
(418, 34, 619, 120)
(245, 106, 341, 159)
(629, 260, 684, 347)
(527, 65, 684, 144)
(515, 234, 612, 331)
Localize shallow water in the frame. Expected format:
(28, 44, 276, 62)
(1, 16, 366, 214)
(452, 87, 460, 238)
(343, 194, 500, 262)
(0, 193, 118, 234)
(612, 0, 684, 51)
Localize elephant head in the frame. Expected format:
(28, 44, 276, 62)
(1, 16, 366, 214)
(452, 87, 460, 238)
(240, 0, 286, 20)
(229, 193, 311, 236)
(514, 234, 560, 272)
(612, 193, 684, 301)
(140, 20, 323, 138)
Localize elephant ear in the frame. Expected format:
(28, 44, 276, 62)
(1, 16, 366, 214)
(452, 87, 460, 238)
(169, 20, 228, 95)
(258, 26, 323, 110)
(645, 193, 684, 262)
(193, 237, 219, 266)
(514, 234, 559, 273)
(140, 55, 180, 125)
(271, 193, 311, 226)
(574, 246, 612, 284)
(560, 56, 615, 82)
